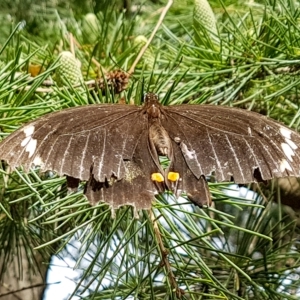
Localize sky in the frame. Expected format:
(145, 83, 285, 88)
(44, 254, 80, 300)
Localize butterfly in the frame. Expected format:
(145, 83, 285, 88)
(1, 92, 300, 217)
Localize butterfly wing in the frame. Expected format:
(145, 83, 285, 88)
(85, 131, 159, 216)
(168, 138, 212, 207)
(164, 105, 300, 185)
(3, 97, 300, 212)
(0, 104, 158, 213)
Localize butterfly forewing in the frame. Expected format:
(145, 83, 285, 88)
(164, 105, 300, 184)
(0, 104, 142, 179)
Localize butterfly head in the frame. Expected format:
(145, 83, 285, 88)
(144, 92, 159, 104)
(144, 92, 162, 119)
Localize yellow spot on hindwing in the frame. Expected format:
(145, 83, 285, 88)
(167, 172, 180, 182)
(151, 173, 164, 182)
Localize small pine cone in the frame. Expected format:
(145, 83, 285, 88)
(193, 0, 219, 44)
(133, 35, 155, 69)
(82, 13, 100, 44)
(55, 51, 87, 102)
(93, 70, 129, 95)
(56, 51, 84, 87)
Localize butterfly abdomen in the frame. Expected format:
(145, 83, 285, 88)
(149, 122, 172, 158)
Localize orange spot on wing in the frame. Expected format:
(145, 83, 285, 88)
(151, 173, 164, 182)
(168, 172, 179, 181)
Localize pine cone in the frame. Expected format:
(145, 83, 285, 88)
(55, 51, 88, 102)
(82, 13, 100, 45)
(56, 51, 84, 86)
(92, 70, 130, 95)
(193, 0, 219, 44)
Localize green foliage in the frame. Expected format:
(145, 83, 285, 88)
(0, 0, 300, 299)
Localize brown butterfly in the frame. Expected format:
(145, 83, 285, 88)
(1, 93, 300, 217)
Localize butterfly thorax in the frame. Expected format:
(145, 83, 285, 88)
(143, 93, 173, 159)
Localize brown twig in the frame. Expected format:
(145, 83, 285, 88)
(69, 32, 76, 56)
(0, 282, 59, 299)
(128, 0, 173, 75)
(149, 209, 184, 298)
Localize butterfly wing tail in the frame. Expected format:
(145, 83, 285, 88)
(184, 175, 212, 207)
(169, 141, 212, 207)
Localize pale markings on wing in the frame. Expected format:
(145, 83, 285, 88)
(243, 137, 260, 175)
(115, 125, 132, 178)
(285, 138, 298, 150)
(280, 158, 292, 172)
(180, 142, 203, 176)
(33, 155, 43, 166)
(115, 154, 124, 179)
(248, 127, 252, 136)
(181, 143, 196, 160)
(256, 138, 280, 173)
(79, 132, 90, 179)
(207, 129, 224, 181)
(97, 129, 107, 181)
(279, 127, 292, 139)
(225, 135, 245, 182)
(26, 139, 37, 158)
(258, 127, 297, 175)
(281, 142, 295, 162)
(279, 127, 298, 162)
(174, 137, 181, 143)
(279, 128, 298, 164)
(41, 132, 61, 169)
(29, 125, 59, 169)
(21, 136, 31, 147)
(23, 125, 35, 137)
(59, 136, 73, 176)
(124, 161, 143, 182)
(21, 125, 37, 158)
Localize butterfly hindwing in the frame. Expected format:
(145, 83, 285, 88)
(167, 139, 211, 207)
(85, 132, 159, 216)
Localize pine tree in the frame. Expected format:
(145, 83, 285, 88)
(0, 1, 300, 299)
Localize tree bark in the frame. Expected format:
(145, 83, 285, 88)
(0, 241, 50, 300)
